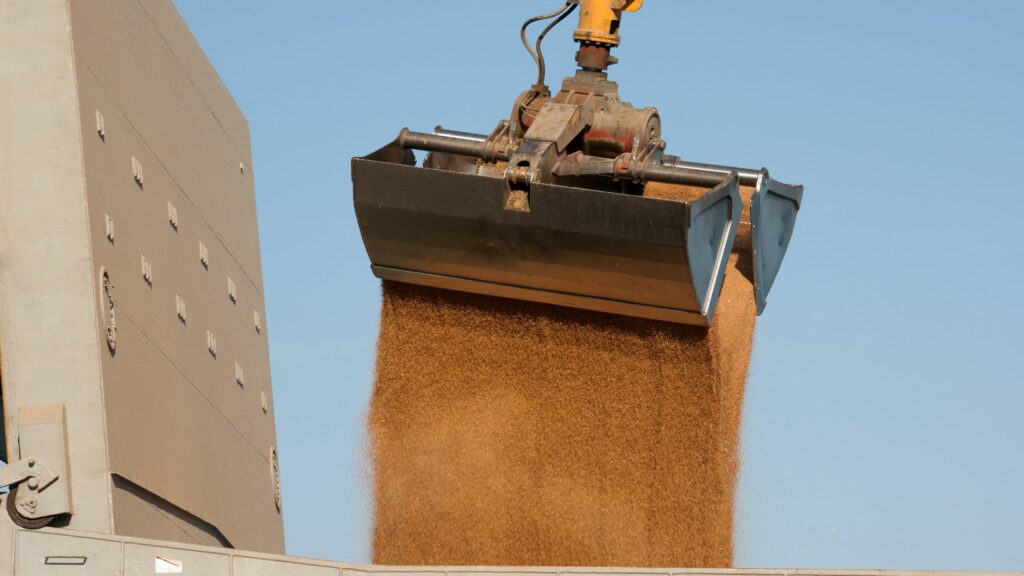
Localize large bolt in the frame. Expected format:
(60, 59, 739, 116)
(27, 478, 39, 490)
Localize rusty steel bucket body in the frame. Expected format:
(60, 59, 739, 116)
(351, 142, 765, 327)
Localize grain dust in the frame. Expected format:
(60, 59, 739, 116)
(368, 182, 757, 568)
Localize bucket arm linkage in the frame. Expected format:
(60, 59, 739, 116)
(1, 404, 74, 529)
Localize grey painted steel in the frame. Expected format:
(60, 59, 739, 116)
(2, 518, 1020, 576)
(627, 163, 803, 313)
(750, 174, 804, 313)
(353, 143, 742, 326)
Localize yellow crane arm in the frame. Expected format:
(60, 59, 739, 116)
(574, 0, 643, 47)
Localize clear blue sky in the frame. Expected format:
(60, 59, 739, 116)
(174, 1, 1024, 571)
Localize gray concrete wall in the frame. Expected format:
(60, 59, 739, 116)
(0, 0, 283, 554)
(0, 0, 116, 537)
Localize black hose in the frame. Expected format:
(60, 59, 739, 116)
(535, 3, 577, 88)
(520, 2, 572, 88)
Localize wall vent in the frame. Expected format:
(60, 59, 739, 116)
(167, 201, 179, 230)
(131, 155, 144, 188)
(95, 109, 106, 140)
(175, 295, 187, 323)
(206, 330, 217, 358)
(199, 241, 209, 269)
(105, 214, 115, 243)
(140, 255, 153, 285)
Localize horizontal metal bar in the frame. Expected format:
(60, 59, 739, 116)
(401, 128, 766, 188)
(398, 129, 509, 160)
(665, 158, 763, 187)
(641, 163, 737, 188)
(372, 266, 710, 327)
(433, 126, 488, 142)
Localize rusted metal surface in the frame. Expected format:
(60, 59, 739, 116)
(576, 42, 614, 71)
(353, 142, 742, 326)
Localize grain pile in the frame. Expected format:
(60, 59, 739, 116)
(368, 182, 757, 568)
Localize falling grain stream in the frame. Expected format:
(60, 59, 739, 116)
(368, 183, 757, 568)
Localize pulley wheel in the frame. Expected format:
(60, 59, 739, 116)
(5, 484, 55, 530)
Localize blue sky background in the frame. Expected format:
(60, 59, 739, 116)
(174, 1, 1024, 571)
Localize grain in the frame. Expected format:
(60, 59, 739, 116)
(368, 182, 756, 568)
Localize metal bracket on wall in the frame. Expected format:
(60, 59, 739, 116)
(1, 404, 73, 529)
(0, 383, 7, 463)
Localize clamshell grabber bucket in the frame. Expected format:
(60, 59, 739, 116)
(351, 2, 804, 327)
(352, 136, 758, 327)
